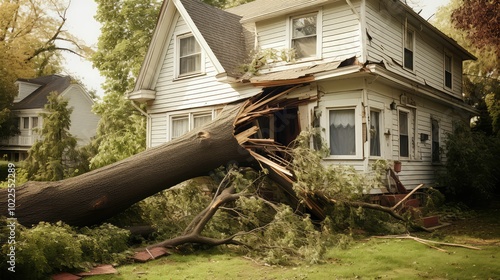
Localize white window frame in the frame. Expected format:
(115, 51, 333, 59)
(323, 100, 363, 160)
(398, 108, 414, 159)
(174, 33, 205, 79)
(368, 107, 383, 158)
(444, 52, 453, 89)
(167, 108, 217, 141)
(287, 10, 323, 61)
(403, 25, 415, 71)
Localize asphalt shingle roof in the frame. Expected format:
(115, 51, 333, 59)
(13, 75, 71, 110)
(180, 0, 247, 76)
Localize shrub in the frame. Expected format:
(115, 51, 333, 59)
(437, 122, 500, 206)
(0, 220, 131, 279)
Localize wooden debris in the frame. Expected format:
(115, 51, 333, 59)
(133, 247, 171, 262)
(374, 234, 482, 252)
(391, 184, 424, 210)
(76, 264, 118, 276)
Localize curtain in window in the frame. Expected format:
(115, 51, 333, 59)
(370, 111, 381, 156)
(180, 36, 201, 75)
(193, 114, 212, 129)
(171, 116, 189, 139)
(329, 109, 356, 155)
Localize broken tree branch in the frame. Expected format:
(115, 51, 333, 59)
(374, 234, 482, 251)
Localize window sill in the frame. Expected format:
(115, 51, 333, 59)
(173, 72, 206, 81)
(324, 155, 363, 161)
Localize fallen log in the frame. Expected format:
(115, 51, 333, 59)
(1, 103, 254, 226)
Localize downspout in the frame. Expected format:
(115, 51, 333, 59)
(131, 100, 152, 148)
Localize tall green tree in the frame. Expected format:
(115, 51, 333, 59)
(24, 92, 79, 181)
(0, 0, 89, 138)
(90, 0, 162, 168)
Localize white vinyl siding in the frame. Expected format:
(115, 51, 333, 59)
(364, 0, 464, 99)
(150, 14, 259, 115)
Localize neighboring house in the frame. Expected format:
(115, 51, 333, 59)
(0, 75, 100, 161)
(129, 0, 477, 189)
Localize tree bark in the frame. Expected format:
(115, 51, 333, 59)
(1, 103, 255, 226)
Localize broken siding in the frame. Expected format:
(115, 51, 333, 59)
(365, 0, 463, 99)
(322, 2, 362, 61)
(150, 14, 257, 115)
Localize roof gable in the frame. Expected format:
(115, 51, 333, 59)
(13, 75, 71, 110)
(180, 0, 246, 76)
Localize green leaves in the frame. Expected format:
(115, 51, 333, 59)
(24, 92, 82, 181)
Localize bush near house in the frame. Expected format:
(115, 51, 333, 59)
(437, 122, 500, 206)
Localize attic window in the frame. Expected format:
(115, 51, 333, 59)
(178, 34, 202, 77)
(291, 13, 318, 59)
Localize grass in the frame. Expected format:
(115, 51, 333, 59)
(87, 206, 500, 280)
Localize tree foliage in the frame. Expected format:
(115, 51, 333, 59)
(0, 0, 89, 138)
(451, 0, 500, 57)
(90, 0, 162, 168)
(24, 92, 81, 181)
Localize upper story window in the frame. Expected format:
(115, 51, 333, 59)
(444, 53, 452, 89)
(177, 34, 202, 77)
(291, 13, 318, 59)
(404, 28, 414, 70)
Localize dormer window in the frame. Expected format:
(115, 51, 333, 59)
(444, 53, 452, 89)
(177, 34, 202, 77)
(404, 28, 414, 70)
(291, 13, 318, 59)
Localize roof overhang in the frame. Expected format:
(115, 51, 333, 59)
(365, 64, 479, 115)
(128, 89, 157, 103)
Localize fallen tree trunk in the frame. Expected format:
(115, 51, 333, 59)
(1, 103, 254, 226)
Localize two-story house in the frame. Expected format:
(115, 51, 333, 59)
(129, 0, 476, 189)
(0, 74, 100, 161)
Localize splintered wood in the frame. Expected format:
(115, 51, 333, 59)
(234, 85, 312, 179)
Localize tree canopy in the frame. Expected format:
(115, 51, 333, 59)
(24, 92, 79, 181)
(0, 0, 89, 138)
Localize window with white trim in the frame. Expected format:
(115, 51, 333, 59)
(404, 28, 414, 70)
(169, 110, 215, 140)
(369, 110, 381, 157)
(290, 13, 318, 59)
(329, 108, 356, 156)
(399, 110, 409, 157)
(444, 53, 452, 89)
(177, 34, 202, 77)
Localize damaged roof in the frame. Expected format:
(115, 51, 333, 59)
(13, 75, 71, 110)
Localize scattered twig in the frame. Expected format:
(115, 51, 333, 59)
(374, 234, 482, 252)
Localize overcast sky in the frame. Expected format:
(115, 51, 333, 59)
(60, 0, 451, 98)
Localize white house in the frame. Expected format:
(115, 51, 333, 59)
(0, 74, 100, 161)
(129, 0, 476, 189)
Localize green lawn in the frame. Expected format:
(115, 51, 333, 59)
(87, 208, 500, 280)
